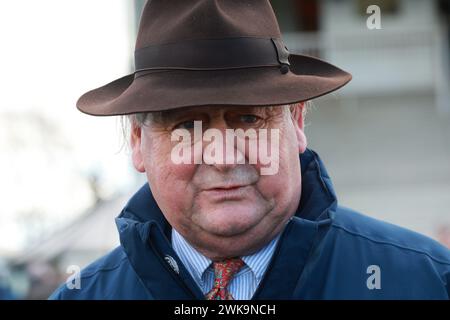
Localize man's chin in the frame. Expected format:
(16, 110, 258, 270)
(190, 196, 275, 237)
(197, 212, 262, 237)
(193, 228, 273, 260)
(204, 223, 253, 238)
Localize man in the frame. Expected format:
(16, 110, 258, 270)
(50, 0, 449, 299)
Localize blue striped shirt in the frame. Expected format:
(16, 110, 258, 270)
(172, 229, 281, 300)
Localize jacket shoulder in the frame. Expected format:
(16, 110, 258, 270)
(331, 206, 450, 265)
(49, 246, 149, 300)
(298, 207, 450, 298)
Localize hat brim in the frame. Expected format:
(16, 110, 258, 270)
(76, 54, 352, 116)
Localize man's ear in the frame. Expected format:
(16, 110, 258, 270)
(130, 124, 146, 173)
(289, 102, 308, 154)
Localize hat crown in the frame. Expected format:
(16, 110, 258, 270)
(76, 0, 352, 117)
(135, 0, 282, 49)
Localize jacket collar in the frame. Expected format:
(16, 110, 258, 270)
(115, 148, 338, 299)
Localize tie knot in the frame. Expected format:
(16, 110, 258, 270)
(212, 258, 245, 289)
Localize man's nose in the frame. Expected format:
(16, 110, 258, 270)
(202, 121, 246, 172)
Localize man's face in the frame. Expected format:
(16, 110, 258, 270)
(131, 104, 307, 260)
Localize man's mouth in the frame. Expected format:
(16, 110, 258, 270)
(202, 185, 250, 200)
(208, 185, 246, 191)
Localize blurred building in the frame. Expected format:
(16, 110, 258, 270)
(11, 192, 131, 299)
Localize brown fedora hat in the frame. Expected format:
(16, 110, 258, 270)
(77, 0, 352, 116)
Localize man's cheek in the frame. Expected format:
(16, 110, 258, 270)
(168, 163, 197, 182)
(255, 177, 280, 200)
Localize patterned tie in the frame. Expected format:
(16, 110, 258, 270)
(205, 258, 245, 300)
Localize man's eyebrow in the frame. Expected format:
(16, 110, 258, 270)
(153, 106, 282, 123)
(236, 106, 285, 117)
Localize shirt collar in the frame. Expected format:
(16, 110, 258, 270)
(241, 233, 281, 282)
(171, 229, 212, 285)
(172, 228, 281, 284)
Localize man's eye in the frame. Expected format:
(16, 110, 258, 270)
(174, 120, 196, 130)
(239, 115, 259, 123)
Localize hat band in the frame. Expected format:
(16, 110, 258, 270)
(134, 37, 290, 72)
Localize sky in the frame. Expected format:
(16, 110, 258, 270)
(0, 0, 139, 254)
